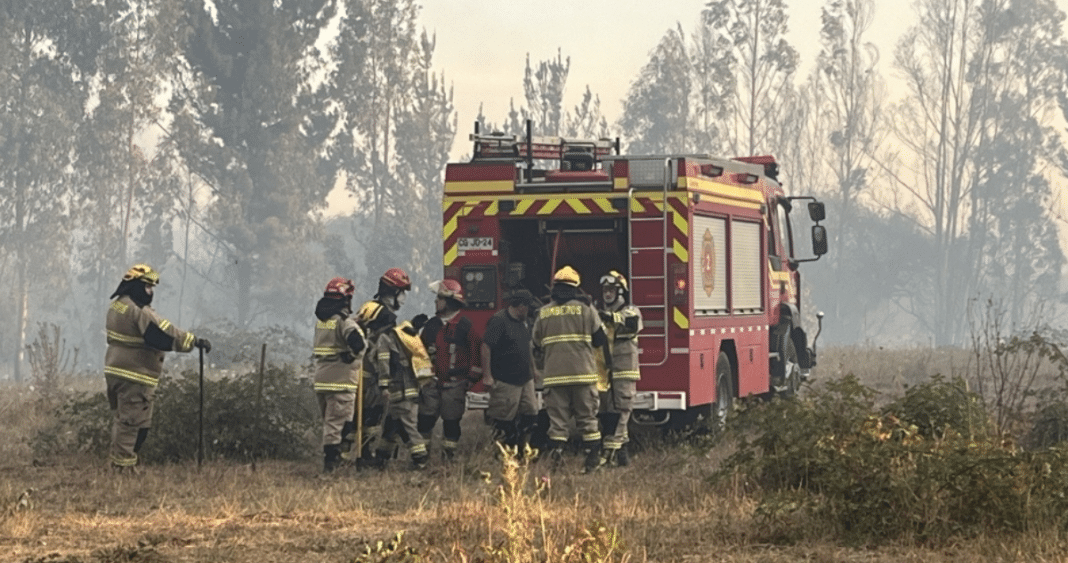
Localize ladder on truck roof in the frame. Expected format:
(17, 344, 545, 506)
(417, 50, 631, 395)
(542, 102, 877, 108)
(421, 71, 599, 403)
(628, 157, 675, 368)
(470, 132, 617, 161)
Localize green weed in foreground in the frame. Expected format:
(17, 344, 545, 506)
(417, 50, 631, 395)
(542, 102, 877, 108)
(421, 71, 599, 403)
(716, 375, 1068, 545)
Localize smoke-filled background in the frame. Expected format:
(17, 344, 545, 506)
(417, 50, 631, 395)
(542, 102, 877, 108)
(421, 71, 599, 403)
(4, 0, 1068, 382)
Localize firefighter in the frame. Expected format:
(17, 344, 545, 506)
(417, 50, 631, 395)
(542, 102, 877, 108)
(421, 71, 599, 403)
(417, 279, 483, 461)
(597, 271, 643, 467)
(312, 277, 366, 472)
(352, 301, 390, 467)
(531, 266, 608, 473)
(104, 264, 210, 470)
(360, 300, 430, 470)
(375, 267, 412, 312)
(353, 267, 419, 468)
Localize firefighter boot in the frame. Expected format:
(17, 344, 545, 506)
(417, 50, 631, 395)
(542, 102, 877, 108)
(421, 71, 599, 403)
(547, 439, 568, 472)
(582, 440, 605, 474)
(370, 447, 392, 471)
(354, 446, 370, 470)
(517, 414, 540, 460)
(339, 421, 356, 462)
(442, 419, 461, 462)
(417, 414, 436, 446)
(600, 447, 618, 467)
(615, 444, 630, 467)
(410, 451, 430, 470)
(491, 419, 515, 458)
(323, 444, 343, 473)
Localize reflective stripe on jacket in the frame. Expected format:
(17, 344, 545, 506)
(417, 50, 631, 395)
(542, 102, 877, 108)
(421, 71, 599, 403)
(104, 296, 196, 387)
(313, 315, 365, 392)
(532, 300, 603, 387)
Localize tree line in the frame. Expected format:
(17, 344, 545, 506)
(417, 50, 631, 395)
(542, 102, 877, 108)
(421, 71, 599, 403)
(609, 0, 1068, 347)
(3, 0, 1067, 381)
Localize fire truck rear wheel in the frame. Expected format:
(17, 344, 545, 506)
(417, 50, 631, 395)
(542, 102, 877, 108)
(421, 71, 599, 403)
(714, 352, 734, 428)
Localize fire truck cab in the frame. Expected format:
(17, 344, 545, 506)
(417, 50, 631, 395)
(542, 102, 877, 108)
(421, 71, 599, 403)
(445, 123, 827, 426)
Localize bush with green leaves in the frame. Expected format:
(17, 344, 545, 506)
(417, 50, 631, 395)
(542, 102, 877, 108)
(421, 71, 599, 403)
(720, 375, 879, 491)
(884, 374, 990, 440)
(1026, 401, 1068, 450)
(716, 375, 1068, 544)
(186, 322, 312, 369)
(32, 363, 319, 463)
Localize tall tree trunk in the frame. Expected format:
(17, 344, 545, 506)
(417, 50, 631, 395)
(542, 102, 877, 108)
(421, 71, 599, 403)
(178, 171, 193, 325)
(14, 258, 27, 383)
(237, 256, 252, 328)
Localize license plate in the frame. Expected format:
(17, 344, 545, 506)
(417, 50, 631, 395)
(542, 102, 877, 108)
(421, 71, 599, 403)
(457, 237, 494, 251)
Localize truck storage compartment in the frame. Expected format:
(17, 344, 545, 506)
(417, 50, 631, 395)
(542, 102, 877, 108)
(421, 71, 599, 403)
(498, 217, 628, 302)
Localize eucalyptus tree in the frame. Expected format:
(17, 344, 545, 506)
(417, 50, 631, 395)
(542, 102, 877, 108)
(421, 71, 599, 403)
(805, 0, 887, 341)
(392, 31, 456, 289)
(70, 0, 187, 357)
(563, 86, 610, 139)
(886, 0, 1067, 344)
(0, 1, 104, 380)
(689, 12, 735, 156)
(523, 50, 570, 136)
(333, 0, 455, 295)
(618, 25, 692, 154)
(703, 0, 799, 156)
(169, 0, 340, 327)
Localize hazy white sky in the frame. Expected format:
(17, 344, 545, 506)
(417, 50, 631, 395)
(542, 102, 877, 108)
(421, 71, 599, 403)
(419, 0, 1068, 158)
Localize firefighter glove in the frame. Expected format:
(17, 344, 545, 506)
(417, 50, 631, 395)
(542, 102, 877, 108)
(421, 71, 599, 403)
(410, 313, 429, 332)
(195, 337, 212, 354)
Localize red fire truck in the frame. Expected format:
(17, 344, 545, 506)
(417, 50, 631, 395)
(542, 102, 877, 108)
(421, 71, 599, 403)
(447, 123, 827, 427)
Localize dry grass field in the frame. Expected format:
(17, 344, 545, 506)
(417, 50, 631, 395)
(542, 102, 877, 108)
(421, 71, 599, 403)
(3, 345, 1068, 563)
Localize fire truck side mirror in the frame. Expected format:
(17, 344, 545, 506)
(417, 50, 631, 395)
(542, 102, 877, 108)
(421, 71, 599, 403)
(811, 225, 828, 256)
(808, 201, 826, 222)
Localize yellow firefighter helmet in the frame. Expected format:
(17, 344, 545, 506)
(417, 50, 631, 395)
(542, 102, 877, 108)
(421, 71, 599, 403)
(553, 265, 581, 287)
(122, 264, 159, 286)
(600, 270, 628, 293)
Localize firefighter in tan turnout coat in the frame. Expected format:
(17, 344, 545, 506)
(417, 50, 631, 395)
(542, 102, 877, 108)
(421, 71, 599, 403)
(363, 268, 430, 470)
(597, 271, 643, 467)
(104, 264, 210, 470)
(312, 277, 366, 472)
(532, 266, 608, 473)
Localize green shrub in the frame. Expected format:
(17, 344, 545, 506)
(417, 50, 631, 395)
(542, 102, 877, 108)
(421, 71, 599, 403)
(32, 363, 319, 463)
(188, 322, 312, 369)
(884, 375, 990, 440)
(1025, 401, 1068, 450)
(721, 375, 879, 490)
(715, 375, 1068, 544)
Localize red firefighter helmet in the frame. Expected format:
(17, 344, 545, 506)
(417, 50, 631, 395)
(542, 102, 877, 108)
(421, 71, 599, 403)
(380, 267, 412, 290)
(430, 279, 465, 306)
(324, 277, 355, 298)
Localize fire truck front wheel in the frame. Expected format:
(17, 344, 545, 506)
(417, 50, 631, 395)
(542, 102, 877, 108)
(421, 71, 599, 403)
(772, 330, 801, 397)
(714, 352, 734, 428)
